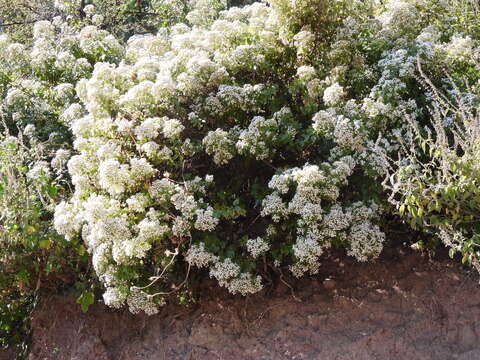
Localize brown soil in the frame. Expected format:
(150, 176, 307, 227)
(23, 250, 480, 359)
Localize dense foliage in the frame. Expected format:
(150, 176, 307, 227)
(0, 0, 479, 352)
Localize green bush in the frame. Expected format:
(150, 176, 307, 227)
(383, 73, 480, 267)
(51, 0, 480, 314)
(0, 0, 234, 348)
(0, 129, 88, 351)
(0, 0, 478, 342)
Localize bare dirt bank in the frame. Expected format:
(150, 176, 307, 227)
(24, 250, 480, 359)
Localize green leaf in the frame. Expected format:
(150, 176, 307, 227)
(44, 184, 58, 198)
(39, 239, 51, 249)
(77, 292, 95, 313)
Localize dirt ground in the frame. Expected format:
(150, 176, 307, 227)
(21, 249, 480, 359)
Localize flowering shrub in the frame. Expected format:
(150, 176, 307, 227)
(0, 0, 190, 44)
(47, 0, 479, 315)
(47, 0, 388, 314)
(0, 0, 479, 328)
(0, 7, 128, 350)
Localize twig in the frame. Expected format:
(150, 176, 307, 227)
(149, 263, 191, 298)
(273, 266, 301, 302)
(132, 247, 179, 290)
(0, 19, 43, 27)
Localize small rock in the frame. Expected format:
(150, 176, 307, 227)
(457, 323, 478, 352)
(323, 279, 336, 290)
(457, 349, 480, 360)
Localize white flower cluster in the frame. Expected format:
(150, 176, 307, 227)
(51, 149, 71, 170)
(323, 83, 345, 106)
(377, 0, 420, 37)
(262, 158, 354, 223)
(261, 156, 384, 276)
(373, 49, 415, 101)
(237, 107, 295, 160)
(210, 258, 263, 295)
(347, 222, 385, 262)
(312, 108, 367, 150)
(51, 0, 480, 311)
(293, 30, 315, 58)
(27, 161, 51, 181)
(127, 288, 161, 316)
(214, 83, 268, 113)
(23, 124, 36, 137)
(194, 207, 219, 231)
(103, 287, 127, 309)
(185, 244, 263, 295)
(186, 0, 226, 26)
(185, 242, 218, 268)
(296, 65, 316, 81)
(292, 202, 384, 277)
(203, 129, 236, 165)
(246, 237, 270, 258)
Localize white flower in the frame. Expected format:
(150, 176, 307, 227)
(129, 157, 155, 180)
(268, 173, 291, 194)
(148, 178, 179, 202)
(312, 109, 335, 134)
(171, 192, 198, 219)
(54, 201, 82, 240)
(134, 117, 162, 140)
(194, 207, 219, 231)
(205, 174, 214, 183)
(83, 4, 96, 17)
(126, 194, 149, 213)
(210, 258, 241, 287)
(54, 83, 75, 101)
(98, 159, 130, 195)
(171, 216, 191, 237)
(23, 124, 36, 137)
(323, 205, 351, 231)
(296, 65, 316, 81)
(92, 14, 104, 25)
(27, 161, 51, 181)
(261, 192, 288, 222)
(347, 222, 385, 262)
(185, 243, 218, 268)
(291, 234, 326, 277)
(51, 149, 71, 170)
(137, 213, 169, 242)
(103, 287, 127, 308)
(203, 129, 235, 165)
(127, 289, 160, 315)
(33, 20, 54, 39)
(323, 83, 345, 106)
(246, 237, 270, 258)
(162, 118, 184, 138)
(227, 273, 263, 295)
(236, 115, 279, 160)
(61, 103, 84, 125)
(293, 30, 314, 57)
(444, 35, 475, 62)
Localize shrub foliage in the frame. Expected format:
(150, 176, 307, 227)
(0, 0, 479, 348)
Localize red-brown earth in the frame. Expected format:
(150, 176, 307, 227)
(7, 247, 480, 360)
